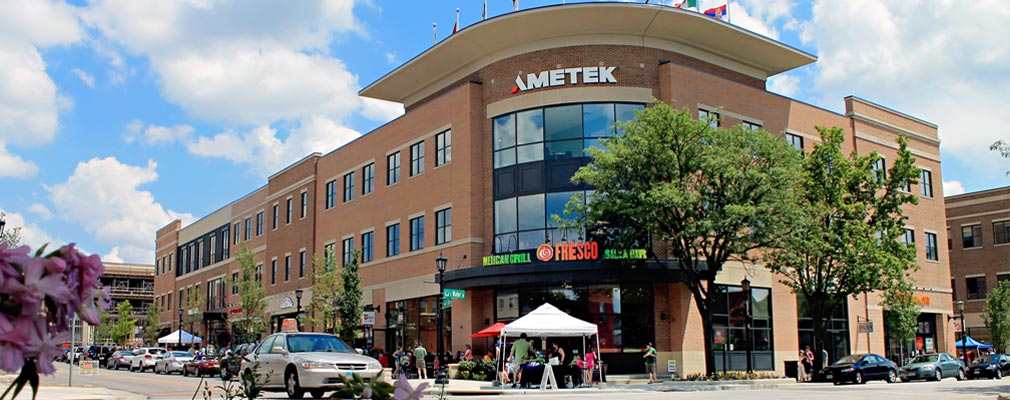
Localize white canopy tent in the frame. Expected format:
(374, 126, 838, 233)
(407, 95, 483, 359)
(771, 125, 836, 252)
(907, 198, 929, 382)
(157, 329, 203, 345)
(498, 303, 600, 388)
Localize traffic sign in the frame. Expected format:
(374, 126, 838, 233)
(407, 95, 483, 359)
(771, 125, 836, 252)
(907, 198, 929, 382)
(443, 288, 466, 300)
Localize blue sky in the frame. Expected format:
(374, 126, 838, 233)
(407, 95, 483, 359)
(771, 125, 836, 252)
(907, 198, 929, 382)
(1, 0, 1008, 264)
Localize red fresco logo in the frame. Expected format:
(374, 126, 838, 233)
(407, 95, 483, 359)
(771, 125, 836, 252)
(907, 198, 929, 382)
(536, 244, 554, 262)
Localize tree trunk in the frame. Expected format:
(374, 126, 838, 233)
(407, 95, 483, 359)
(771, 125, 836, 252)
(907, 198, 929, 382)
(688, 278, 717, 376)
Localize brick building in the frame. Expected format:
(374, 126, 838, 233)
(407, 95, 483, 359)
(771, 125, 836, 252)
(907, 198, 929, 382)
(80, 261, 155, 347)
(153, 3, 954, 375)
(946, 186, 1010, 351)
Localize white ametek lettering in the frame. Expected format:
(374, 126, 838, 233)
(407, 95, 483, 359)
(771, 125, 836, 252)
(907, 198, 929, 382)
(512, 66, 617, 93)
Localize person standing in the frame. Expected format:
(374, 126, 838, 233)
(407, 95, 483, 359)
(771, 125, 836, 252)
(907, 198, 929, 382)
(414, 342, 428, 379)
(643, 342, 657, 384)
(797, 348, 809, 382)
(509, 333, 531, 388)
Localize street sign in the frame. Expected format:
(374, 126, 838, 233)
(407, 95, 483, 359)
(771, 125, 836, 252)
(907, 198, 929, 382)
(443, 297, 452, 309)
(361, 311, 376, 326)
(444, 288, 465, 300)
(858, 321, 874, 333)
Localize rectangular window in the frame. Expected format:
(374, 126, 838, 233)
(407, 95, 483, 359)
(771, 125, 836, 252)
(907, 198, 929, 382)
(742, 121, 761, 131)
(998, 274, 1010, 283)
(387, 152, 400, 185)
(284, 255, 291, 282)
(920, 170, 933, 197)
(343, 172, 355, 202)
(342, 237, 355, 266)
(436, 208, 452, 245)
(699, 108, 720, 128)
(410, 141, 425, 176)
(324, 243, 336, 269)
(325, 180, 337, 209)
(386, 224, 400, 257)
(436, 130, 451, 166)
(925, 232, 938, 261)
(362, 163, 374, 195)
(300, 192, 308, 218)
(244, 217, 251, 241)
(994, 220, 1010, 245)
(966, 276, 987, 300)
(410, 216, 425, 251)
(902, 228, 915, 246)
(272, 204, 279, 230)
(231, 272, 239, 295)
(785, 133, 803, 152)
(872, 158, 887, 183)
(256, 212, 264, 236)
(286, 198, 292, 224)
(270, 259, 277, 285)
(962, 224, 982, 248)
(234, 223, 241, 244)
(256, 264, 262, 282)
(197, 241, 204, 268)
(210, 236, 217, 263)
(222, 229, 230, 258)
(299, 250, 306, 278)
(361, 231, 374, 263)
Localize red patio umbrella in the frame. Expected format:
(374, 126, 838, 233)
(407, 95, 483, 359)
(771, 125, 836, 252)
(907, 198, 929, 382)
(469, 322, 506, 338)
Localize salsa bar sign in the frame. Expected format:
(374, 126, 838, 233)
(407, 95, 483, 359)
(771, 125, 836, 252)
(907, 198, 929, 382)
(482, 240, 647, 267)
(512, 66, 617, 94)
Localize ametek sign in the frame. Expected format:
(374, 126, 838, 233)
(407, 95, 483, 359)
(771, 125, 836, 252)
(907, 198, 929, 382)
(512, 66, 617, 93)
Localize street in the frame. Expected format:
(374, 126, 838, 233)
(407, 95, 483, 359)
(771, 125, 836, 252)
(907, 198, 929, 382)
(34, 362, 1010, 400)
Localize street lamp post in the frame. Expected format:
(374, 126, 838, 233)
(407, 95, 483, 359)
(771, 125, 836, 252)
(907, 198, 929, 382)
(178, 307, 184, 349)
(0, 216, 6, 237)
(741, 278, 753, 374)
(948, 300, 966, 363)
(435, 253, 449, 385)
(294, 288, 303, 330)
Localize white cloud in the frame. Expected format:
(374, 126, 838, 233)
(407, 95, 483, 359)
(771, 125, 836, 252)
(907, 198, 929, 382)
(0, 143, 39, 178)
(801, 0, 1010, 188)
(385, 52, 396, 64)
(360, 98, 405, 122)
(943, 180, 966, 196)
(103, 246, 124, 263)
(0, 210, 62, 250)
(143, 123, 194, 145)
(27, 203, 53, 220)
(728, 1, 781, 39)
(46, 157, 195, 264)
(767, 73, 799, 97)
(72, 68, 95, 88)
(186, 116, 361, 176)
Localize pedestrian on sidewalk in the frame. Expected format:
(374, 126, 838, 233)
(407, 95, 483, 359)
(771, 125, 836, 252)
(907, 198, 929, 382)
(643, 342, 657, 384)
(414, 342, 428, 379)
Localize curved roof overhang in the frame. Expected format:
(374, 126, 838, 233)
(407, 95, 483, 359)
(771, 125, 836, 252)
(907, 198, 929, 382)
(360, 3, 815, 108)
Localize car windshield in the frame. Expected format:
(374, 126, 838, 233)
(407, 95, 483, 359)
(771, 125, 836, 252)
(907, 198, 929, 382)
(171, 352, 190, 358)
(286, 334, 355, 354)
(835, 355, 864, 365)
(975, 355, 1000, 364)
(910, 355, 938, 363)
(149, 349, 165, 355)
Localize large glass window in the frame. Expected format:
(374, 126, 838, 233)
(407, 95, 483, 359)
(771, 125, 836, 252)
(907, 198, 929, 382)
(495, 191, 588, 252)
(326, 180, 337, 209)
(925, 232, 938, 261)
(343, 172, 355, 202)
(387, 152, 400, 185)
(962, 224, 982, 248)
(712, 284, 775, 371)
(994, 220, 1010, 245)
(284, 255, 291, 282)
(967, 276, 987, 300)
(256, 212, 264, 236)
(387, 224, 400, 257)
(286, 198, 292, 224)
(363, 163, 375, 195)
(299, 250, 306, 278)
(361, 231, 373, 263)
(410, 142, 424, 176)
(436, 130, 451, 166)
(798, 294, 849, 367)
(435, 208, 451, 245)
(342, 238, 354, 267)
(410, 216, 424, 251)
(920, 170, 933, 197)
(272, 204, 279, 230)
(300, 192, 308, 219)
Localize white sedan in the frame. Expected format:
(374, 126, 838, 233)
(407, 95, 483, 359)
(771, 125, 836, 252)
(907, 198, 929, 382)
(241, 332, 382, 399)
(155, 351, 193, 375)
(129, 347, 167, 372)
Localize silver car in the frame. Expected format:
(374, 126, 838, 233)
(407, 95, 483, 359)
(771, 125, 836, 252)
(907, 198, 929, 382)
(130, 347, 167, 372)
(241, 333, 382, 399)
(155, 351, 194, 375)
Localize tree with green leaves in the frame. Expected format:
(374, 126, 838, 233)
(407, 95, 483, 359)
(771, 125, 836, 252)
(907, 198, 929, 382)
(882, 283, 920, 365)
(111, 300, 137, 346)
(300, 247, 342, 333)
(336, 250, 363, 344)
(992, 139, 1010, 177)
(93, 309, 114, 344)
(983, 281, 1010, 354)
(235, 245, 268, 344)
(767, 126, 920, 373)
(182, 286, 205, 337)
(0, 212, 23, 247)
(142, 303, 163, 346)
(567, 100, 804, 375)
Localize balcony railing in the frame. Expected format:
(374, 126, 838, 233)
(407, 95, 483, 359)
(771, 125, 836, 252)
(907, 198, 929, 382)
(108, 287, 154, 296)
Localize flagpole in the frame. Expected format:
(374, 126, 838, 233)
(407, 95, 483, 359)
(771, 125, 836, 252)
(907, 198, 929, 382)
(726, 2, 732, 23)
(483, 0, 487, 20)
(456, 8, 460, 32)
(432, 22, 436, 45)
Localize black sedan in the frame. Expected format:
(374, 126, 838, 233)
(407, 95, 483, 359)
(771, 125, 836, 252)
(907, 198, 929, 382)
(826, 353, 899, 385)
(968, 354, 1010, 379)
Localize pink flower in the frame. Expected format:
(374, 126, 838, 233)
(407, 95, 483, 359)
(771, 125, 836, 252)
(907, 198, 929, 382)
(2, 257, 73, 315)
(0, 343, 24, 373)
(362, 387, 373, 399)
(22, 318, 68, 375)
(393, 374, 428, 400)
(76, 286, 110, 326)
(43, 257, 67, 274)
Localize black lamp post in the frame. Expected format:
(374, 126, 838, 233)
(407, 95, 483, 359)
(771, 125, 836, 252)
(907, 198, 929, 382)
(948, 300, 966, 363)
(178, 307, 184, 349)
(0, 216, 6, 237)
(435, 253, 449, 385)
(741, 278, 753, 374)
(295, 288, 303, 330)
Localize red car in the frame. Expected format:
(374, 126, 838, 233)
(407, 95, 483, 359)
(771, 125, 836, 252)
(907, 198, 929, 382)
(183, 358, 221, 377)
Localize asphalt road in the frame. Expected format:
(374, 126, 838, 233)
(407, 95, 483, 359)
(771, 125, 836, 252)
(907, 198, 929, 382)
(38, 361, 1010, 400)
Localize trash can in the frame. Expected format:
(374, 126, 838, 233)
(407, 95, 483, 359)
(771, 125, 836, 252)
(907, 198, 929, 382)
(784, 361, 798, 379)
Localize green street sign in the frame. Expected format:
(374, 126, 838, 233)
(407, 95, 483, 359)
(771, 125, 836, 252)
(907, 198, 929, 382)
(443, 288, 466, 300)
(442, 297, 452, 308)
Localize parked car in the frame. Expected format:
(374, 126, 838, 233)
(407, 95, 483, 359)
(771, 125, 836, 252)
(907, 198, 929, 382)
(968, 354, 1010, 379)
(183, 358, 221, 377)
(240, 332, 382, 399)
(221, 344, 255, 380)
(826, 353, 899, 385)
(899, 353, 966, 381)
(155, 351, 194, 375)
(106, 350, 136, 370)
(130, 347, 167, 372)
(86, 345, 117, 365)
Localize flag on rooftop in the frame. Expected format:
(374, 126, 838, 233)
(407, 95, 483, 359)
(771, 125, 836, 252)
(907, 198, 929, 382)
(675, 0, 697, 8)
(704, 4, 728, 20)
(453, 8, 460, 34)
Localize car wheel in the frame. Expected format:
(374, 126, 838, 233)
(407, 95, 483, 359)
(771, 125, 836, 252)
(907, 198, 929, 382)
(833, 381, 840, 386)
(286, 370, 305, 399)
(887, 370, 897, 384)
(854, 372, 864, 384)
(183, 367, 189, 377)
(933, 368, 942, 381)
(310, 389, 326, 399)
(957, 369, 966, 381)
(996, 369, 1003, 379)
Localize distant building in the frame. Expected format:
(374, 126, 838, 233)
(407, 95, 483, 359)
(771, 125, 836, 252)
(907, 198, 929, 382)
(77, 262, 155, 347)
(946, 185, 1010, 351)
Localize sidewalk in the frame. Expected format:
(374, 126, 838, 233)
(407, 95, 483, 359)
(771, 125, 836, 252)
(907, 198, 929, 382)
(1, 374, 144, 400)
(413, 374, 799, 396)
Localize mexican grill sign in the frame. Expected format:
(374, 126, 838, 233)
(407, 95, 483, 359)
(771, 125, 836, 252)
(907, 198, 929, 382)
(512, 66, 617, 94)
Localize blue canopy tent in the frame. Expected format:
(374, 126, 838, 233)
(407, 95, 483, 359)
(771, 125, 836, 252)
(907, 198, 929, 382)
(955, 336, 993, 349)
